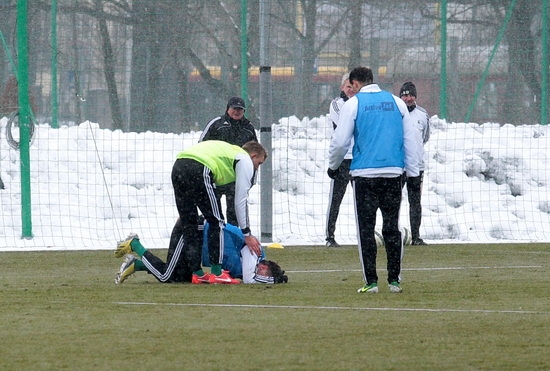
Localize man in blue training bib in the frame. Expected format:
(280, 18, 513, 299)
(328, 66, 422, 294)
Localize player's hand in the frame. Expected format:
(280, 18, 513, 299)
(245, 235, 262, 256)
(327, 167, 339, 179)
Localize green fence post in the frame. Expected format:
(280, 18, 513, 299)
(17, 0, 33, 238)
(51, 0, 59, 128)
(439, 0, 447, 120)
(0, 30, 17, 75)
(542, 0, 548, 125)
(464, 0, 517, 124)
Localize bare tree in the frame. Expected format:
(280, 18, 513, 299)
(500, 0, 541, 124)
(347, 0, 362, 70)
(16, 0, 548, 129)
(94, 0, 123, 130)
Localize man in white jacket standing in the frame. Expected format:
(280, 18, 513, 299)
(325, 73, 356, 247)
(328, 67, 422, 294)
(400, 82, 430, 246)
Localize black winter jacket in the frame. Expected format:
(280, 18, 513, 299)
(199, 113, 258, 146)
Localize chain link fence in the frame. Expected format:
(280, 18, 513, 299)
(0, 0, 549, 247)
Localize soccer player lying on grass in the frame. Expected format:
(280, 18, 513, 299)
(200, 219, 287, 284)
(114, 217, 287, 285)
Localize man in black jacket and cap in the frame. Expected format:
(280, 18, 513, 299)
(199, 96, 258, 225)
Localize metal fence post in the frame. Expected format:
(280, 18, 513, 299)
(259, 0, 272, 242)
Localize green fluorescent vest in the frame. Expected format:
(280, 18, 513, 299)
(176, 140, 246, 186)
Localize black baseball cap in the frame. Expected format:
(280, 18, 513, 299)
(227, 96, 245, 109)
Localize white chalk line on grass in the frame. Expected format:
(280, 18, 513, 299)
(115, 301, 550, 315)
(290, 265, 543, 273)
(113, 266, 547, 315)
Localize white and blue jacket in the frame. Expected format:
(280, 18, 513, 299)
(328, 84, 421, 178)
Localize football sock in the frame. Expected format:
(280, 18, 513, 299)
(211, 264, 222, 276)
(134, 260, 147, 271)
(130, 239, 147, 257)
(193, 269, 205, 277)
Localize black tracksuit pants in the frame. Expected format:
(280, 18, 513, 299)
(402, 171, 424, 240)
(326, 159, 352, 240)
(171, 158, 226, 273)
(141, 218, 193, 282)
(353, 176, 403, 285)
(216, 182, 237, 226)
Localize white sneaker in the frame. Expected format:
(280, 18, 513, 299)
(115, 254, 137, 285)
(388, 282, 403, 293)
(357, 283, 378, 293)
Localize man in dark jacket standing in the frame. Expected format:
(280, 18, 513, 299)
(199, 96, 258, 225)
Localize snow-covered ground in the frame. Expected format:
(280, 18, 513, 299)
(1, 115, 549, 250)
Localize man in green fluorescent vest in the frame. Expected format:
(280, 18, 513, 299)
(115, 140, 267, 284)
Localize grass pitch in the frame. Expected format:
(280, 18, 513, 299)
(1, 243, 549, 370)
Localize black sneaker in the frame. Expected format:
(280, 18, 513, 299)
(411, 238, 428, 246)
(326, 238, 340, 247)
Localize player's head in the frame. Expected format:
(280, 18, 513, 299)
(243, 141, 268, 170)
(349, 67, 374, 90)
(254, 259, 288, 284)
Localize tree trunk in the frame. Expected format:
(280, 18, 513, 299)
(296, 0, 318, 118)
(129, 0, 152, 132)
(348, 0, 362, 70)
(96, 1, 123, 130)
(504, 0, 540, 124)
